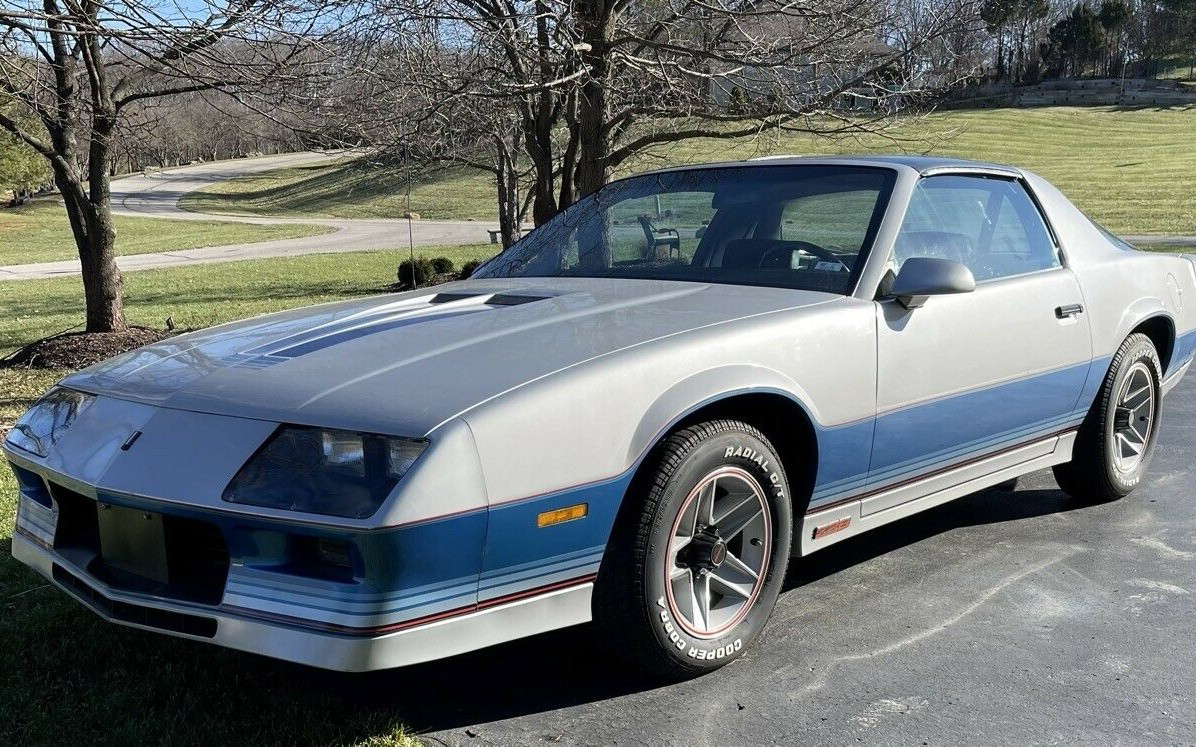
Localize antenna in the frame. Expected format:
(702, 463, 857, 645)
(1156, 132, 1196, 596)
(406, 145, 416, 288)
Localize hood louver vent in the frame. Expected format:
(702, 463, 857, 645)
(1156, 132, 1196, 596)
(486, 294, 550, 306)
(429, 292, 485, 304)
(429, 292, 551, 307)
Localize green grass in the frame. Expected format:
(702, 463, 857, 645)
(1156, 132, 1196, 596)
(1158, 58, 1196, 80)
(0, 200, 334, 265)
(184, 106, 1196, 236)
(182, 161, 499, 221)
(0, 245, 496, 745)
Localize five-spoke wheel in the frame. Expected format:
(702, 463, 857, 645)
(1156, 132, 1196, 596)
(666, 467, 771, 638)
(1111, 361, 1155, 474)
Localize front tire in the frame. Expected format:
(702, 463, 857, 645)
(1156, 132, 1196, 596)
(1053, 333, 1162, 503)
(594, 420, 792, 680)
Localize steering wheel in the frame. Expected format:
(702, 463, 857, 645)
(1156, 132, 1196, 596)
(758, 241, 840, 269)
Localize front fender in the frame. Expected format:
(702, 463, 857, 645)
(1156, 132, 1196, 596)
(626, 365, 819, 466)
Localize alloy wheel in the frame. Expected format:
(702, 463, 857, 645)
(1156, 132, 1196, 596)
(1111, 360, 1156, 474)
(665, 466, 772, 639)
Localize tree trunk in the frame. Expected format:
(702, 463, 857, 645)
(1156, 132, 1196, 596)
(525, 116, 557, 227)
(83, 112, 127, 333)
(494, 137, 523, 248)
(996, 29, 1005, 80)
(79, 209, 125, 332)
(525, 2, 559, 227)
(558, 91, 579, 213)
(575, 46, 611, 198)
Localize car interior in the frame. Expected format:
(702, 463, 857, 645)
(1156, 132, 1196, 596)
(560, 169, 895, 294)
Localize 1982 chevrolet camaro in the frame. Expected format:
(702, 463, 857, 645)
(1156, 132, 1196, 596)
(7, 156, 1196, 678)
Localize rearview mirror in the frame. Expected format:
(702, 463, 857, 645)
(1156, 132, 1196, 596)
(888, 257, 975, 309)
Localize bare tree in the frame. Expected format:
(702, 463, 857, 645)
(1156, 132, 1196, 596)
(340, 0, 979, 232)
(114, 91, 305, 172)
(0, 0, 337, 332)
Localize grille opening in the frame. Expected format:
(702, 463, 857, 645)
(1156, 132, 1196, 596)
(11, 465, 52, 508)
(49, 483, 230, 606)
(52, 565, 218, 638)
(50, 483, 100, 551)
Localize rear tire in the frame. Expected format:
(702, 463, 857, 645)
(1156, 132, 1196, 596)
(593, 420, 792, 680)
(1053, 333, 1162, 503)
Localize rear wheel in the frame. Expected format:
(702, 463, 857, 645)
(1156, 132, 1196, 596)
(1053, 333, 1162, 503)
(593, 420, 792, 679)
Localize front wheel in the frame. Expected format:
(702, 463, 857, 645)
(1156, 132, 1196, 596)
(593, 420, 792, 679)
(1053, 333, 1162, 503)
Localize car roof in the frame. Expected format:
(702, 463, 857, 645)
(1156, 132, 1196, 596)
(638, 154, 1022, 179)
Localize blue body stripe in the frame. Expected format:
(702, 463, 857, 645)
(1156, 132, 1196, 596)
(807, 360, 1094, 508)
(1170, 329, 1196, 377)
(223, 584, 475, 617)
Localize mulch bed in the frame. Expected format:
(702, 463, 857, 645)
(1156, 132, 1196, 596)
(0, 326, 174, 370)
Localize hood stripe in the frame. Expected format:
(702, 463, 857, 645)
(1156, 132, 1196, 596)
(272, 308, 486, 358)
(225, 306, 488, 367)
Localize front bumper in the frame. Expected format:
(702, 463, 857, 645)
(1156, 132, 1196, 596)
(6, 446, 593, 672)
(12, 521, 592, 672)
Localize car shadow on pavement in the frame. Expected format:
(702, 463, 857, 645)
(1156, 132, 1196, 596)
(318, 484, 1088, 733)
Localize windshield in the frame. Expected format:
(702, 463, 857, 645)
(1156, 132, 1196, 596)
(475, 165, 897, 294)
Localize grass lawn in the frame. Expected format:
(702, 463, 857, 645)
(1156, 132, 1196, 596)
(182, 161, 500, 221)
(0, 245, 496, 745)
(182, 106, 1196, 237)
(0, 200, 334, 265)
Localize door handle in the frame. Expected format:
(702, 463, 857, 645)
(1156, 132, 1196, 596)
(1055, 304, 1084, 319)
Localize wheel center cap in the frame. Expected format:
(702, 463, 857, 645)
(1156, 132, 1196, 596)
(709, 540, 728, 567)
(689, 533, 728, 569)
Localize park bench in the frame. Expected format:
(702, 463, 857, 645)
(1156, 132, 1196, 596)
(638, 215, 680, 258)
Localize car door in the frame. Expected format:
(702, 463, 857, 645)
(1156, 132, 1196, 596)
(866, 174, 1092, 515)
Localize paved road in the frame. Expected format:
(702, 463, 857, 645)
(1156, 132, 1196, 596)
(1130, 235, 1196, 247)
(0, 152, 500, 281)
(293, 375, 1196, 745)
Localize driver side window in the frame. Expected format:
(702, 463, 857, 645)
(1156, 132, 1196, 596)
(894, 175, 1060, 282)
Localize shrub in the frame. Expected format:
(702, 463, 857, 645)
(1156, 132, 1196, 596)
(396, 256, 435, 287)
(459, 259, 482, 278)
(430, 256, 455, 274)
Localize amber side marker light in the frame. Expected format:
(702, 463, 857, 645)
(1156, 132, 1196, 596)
(537, 503, 588, 528)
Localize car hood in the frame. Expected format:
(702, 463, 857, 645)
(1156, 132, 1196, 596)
(61, 277, 838, 436)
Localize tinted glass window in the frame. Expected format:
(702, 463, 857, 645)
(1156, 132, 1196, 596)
(780, 190, 880, 252)
(475, 166, 896, 295)
(894, 176, 1059, 282)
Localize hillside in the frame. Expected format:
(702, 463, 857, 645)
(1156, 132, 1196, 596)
(182, 106, 1196, 236)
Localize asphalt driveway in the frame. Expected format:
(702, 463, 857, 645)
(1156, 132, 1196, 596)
(333, 373, 1196, 745)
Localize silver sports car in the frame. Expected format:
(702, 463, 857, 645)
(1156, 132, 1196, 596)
(7, 156, 1195, 677)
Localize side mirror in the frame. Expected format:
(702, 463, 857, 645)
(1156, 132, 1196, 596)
(888, 257, 975, 309)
